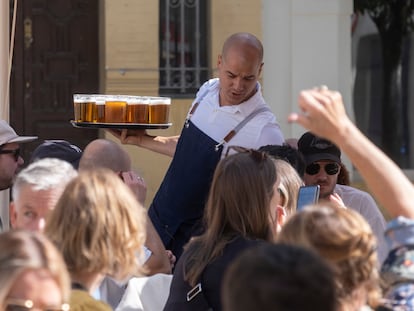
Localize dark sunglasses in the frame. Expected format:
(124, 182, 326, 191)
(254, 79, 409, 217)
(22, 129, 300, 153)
(225, 145, 267, 163)
(0, 148, 20, 161)
(5, 298, 70, 311)
(305, 162, 339, 175)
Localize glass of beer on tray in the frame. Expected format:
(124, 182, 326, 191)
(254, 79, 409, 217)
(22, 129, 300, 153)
(126, 96, 149, 123)
(105, 95, 127, 123)
(73, 94, 95, 122)
(149, 97, 171, 124)
(93, 95, 106, 123)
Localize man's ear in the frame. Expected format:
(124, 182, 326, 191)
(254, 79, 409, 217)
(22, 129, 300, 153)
(9, 202, 17, 229)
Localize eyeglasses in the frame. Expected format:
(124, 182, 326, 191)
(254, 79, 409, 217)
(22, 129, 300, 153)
(225, 146, 267, 163)
(0, 148, 20, 161)
(5, 298, 70, 311)
(305, 162, 339, 175)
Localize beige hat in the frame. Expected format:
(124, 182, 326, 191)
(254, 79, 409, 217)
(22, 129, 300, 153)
(0, 120, 37, 145)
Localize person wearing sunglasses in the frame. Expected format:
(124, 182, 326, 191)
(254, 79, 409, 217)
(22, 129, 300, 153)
(297, 131, 387, 264)
(0, 120, 37, 191)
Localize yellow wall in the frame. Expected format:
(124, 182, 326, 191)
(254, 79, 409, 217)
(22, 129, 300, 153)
(102, 0, 263, 206)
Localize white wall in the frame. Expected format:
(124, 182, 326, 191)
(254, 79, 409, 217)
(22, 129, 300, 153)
(262, 0, 354, 140)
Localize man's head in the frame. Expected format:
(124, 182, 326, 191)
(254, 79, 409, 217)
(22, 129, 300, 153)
(222, 243, 337, 311)
(79, 139, 131, 172)
(217, 32, 264, 106)
(30, 140, 83, 169)
(10, 158, 78, 232)
(298, 132, 341, 198)
(0, 120, 37, 190)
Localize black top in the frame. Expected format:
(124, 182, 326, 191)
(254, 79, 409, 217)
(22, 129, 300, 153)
(164, 236, 266, 311)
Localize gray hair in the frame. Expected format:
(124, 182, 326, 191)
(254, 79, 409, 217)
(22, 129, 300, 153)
(12, 158, 78, 200)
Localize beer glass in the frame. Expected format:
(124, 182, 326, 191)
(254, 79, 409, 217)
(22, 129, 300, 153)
(126, 96, 149, 123)
(148, 97, 171, 124)
(73, 94, 95, 122)
(93, 95, 106, 123)
(105, 95, 127, 123)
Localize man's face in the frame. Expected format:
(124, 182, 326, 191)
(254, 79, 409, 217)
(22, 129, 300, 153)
(10, 185, 64, 232)
(303, 160, 340, 199)
(217, 47, 263, 106)
(0, 142, 23, 190)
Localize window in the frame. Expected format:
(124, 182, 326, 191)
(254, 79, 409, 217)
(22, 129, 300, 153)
(159, 0, 209, 97)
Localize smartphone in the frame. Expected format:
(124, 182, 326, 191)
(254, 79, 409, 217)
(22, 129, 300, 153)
(296, 185, 320, 211)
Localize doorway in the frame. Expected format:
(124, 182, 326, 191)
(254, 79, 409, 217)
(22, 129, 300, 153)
(10, 0, 100, 160)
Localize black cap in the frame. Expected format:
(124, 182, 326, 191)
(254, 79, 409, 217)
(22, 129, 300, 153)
(30, 140, 83, 169)
(297, 132, 341, 165)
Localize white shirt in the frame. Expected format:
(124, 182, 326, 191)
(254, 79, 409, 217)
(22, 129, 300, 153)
(190, 78, 285, 154)
(335, 184, 387, 263)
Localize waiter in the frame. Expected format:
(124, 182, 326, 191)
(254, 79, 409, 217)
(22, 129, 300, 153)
(111, 32, 285, 259)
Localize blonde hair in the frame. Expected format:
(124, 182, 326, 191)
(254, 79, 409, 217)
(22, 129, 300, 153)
(278, 203, 380, 308)
(274, 159, 303, 216)
(0, 230, 71, 308)
(45, 169, 146, 280)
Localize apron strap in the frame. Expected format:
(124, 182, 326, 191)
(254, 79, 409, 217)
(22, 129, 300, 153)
(215, 106, 270, 151)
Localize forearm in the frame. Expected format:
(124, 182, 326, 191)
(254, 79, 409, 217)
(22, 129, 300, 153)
(138, 134, 179, 157)
(335, 122, 414, 219)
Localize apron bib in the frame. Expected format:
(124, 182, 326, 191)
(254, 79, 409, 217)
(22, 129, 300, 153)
(149, 93, 270, 258)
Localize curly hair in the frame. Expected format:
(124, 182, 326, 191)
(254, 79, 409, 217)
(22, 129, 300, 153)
(45, 168, 147, 280)
(277, 203, 381, 309)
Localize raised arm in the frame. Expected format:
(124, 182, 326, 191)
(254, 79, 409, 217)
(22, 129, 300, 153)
(288, 88, 414, 219)
(108, 129, 179, 157)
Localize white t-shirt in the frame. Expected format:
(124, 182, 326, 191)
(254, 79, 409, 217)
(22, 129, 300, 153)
(335, 184, 387, 263)
(190, 78, 285, 155)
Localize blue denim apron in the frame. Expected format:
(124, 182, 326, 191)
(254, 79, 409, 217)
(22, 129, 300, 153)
(149, 98, 269, 258)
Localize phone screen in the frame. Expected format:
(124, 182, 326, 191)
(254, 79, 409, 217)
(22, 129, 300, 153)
(296, 185, 320, 211)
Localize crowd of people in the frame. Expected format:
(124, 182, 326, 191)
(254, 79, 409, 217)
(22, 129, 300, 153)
(1, 31, 413, 311)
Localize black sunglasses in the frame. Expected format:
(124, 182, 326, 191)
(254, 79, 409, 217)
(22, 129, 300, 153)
(225, 146, 267, 163)
(305, 162, 339, 175)
(0, 148, 20, 161)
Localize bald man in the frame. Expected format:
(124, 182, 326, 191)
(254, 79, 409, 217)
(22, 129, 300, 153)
(79, 139, 171, 273)
(110, 33, 285, 258)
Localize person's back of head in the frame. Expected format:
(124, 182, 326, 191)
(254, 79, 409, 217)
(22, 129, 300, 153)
(259, 143, 306, 178)
(183, 149, 278, 287)
(222, 243, 337, 311)
(278, 203, 380, 309)
(205, 150, 277, 241)
(79, 139, 131, 173)
(0, 230, 70, 309)
(45, 168, 147, 281)
(30, 140, 83, 169)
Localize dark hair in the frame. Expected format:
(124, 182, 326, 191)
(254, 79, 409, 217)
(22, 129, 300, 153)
(259, 144, 306, 178)
(222, 243, 337, 311)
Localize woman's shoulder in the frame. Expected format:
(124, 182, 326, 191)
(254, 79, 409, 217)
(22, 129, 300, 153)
(70, 289, 112, 311)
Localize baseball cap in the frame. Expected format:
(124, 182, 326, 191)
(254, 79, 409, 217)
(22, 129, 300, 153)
(30, 140, 83, 169)
(297, 132, 341, 165)
(0, 120, 37, 145)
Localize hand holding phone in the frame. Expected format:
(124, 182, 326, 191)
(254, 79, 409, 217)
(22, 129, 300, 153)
(296, 185, 320, 211)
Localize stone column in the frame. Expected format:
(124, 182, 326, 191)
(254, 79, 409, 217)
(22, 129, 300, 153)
(262, 0, 353, 139)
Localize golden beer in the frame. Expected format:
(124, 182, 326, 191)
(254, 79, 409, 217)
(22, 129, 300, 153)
(73, 95, 95, 122)
(105, 96, 127, 123)
(127, 96, 149, 123)
(94, 96, 106, 123)
(149, 97, 171, 124)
